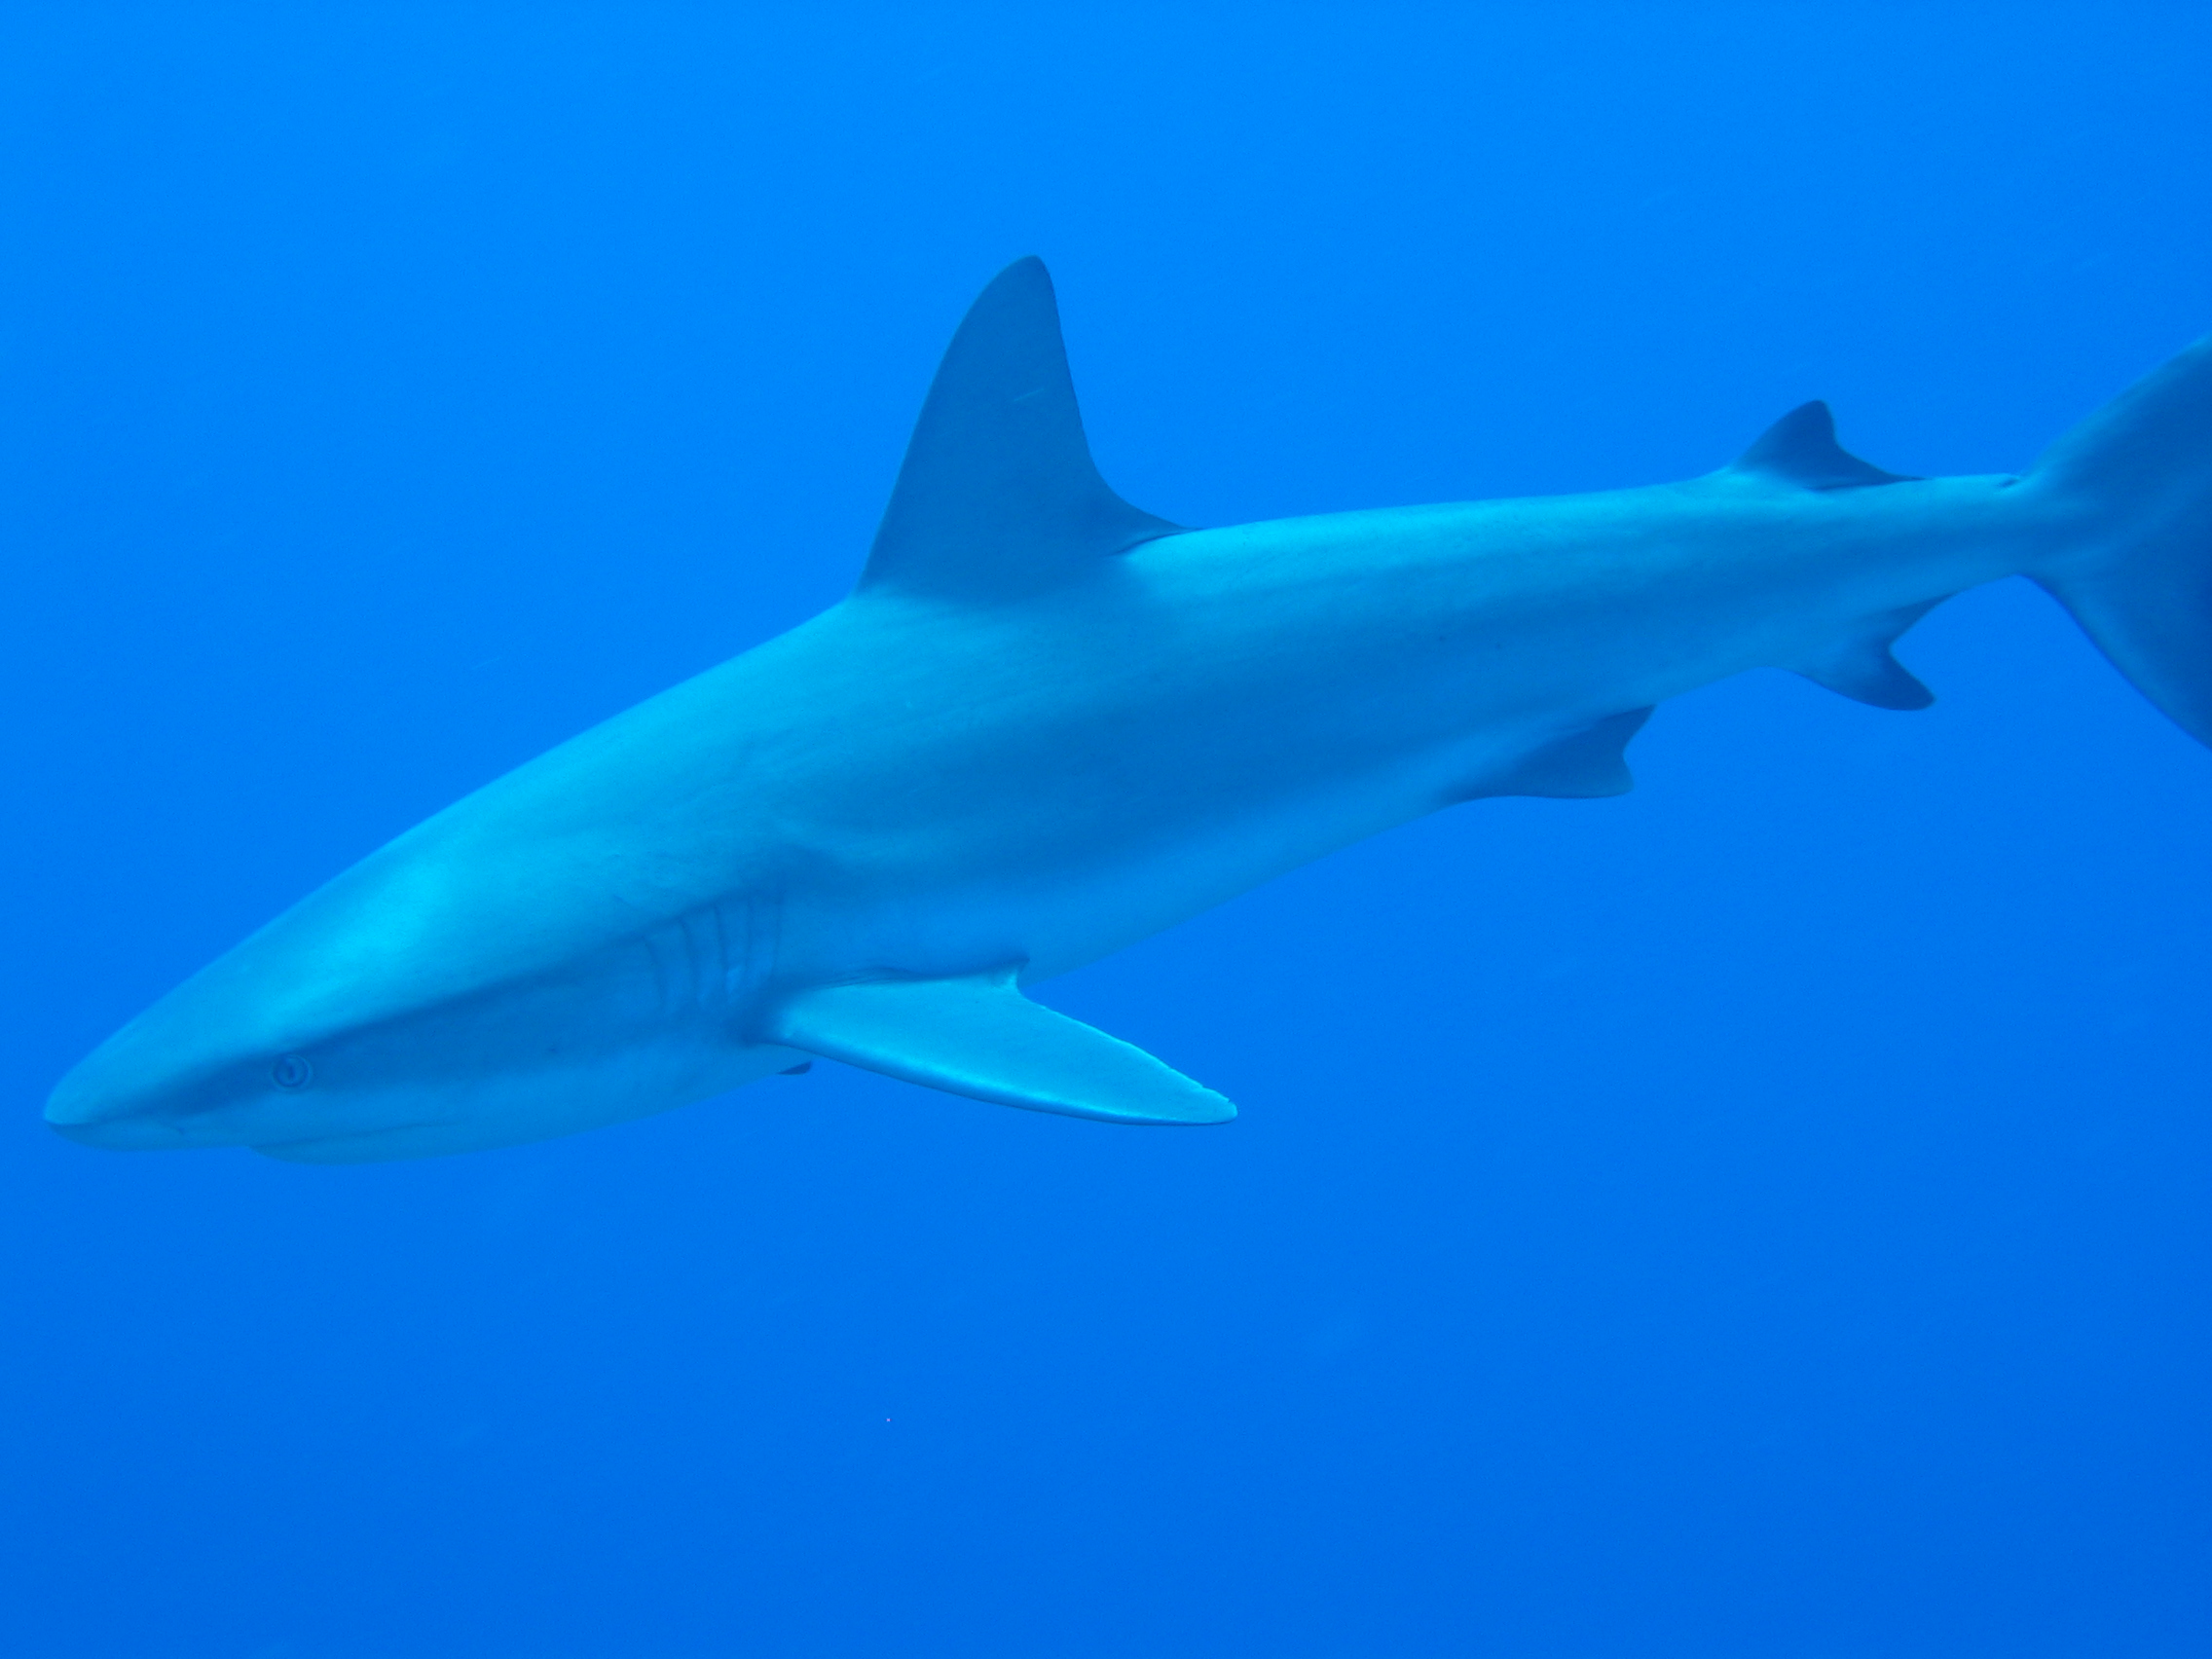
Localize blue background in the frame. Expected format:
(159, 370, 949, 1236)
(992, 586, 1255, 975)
(5, 5, 2210, 1654)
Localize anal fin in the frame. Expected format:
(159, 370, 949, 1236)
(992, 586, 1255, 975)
(1790, 604, 1938, 710)
(760, 970, 1235, 1126)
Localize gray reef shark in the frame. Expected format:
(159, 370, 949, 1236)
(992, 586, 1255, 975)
(47, 259, 2212, 1161)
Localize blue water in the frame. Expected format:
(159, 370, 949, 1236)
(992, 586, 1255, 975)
(6, 7, 2210, 1654)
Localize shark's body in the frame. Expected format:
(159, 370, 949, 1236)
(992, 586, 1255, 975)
(47, 261, 2212, 1161)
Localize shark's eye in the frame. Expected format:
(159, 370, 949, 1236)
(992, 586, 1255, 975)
(271, 1052, 315, 1091)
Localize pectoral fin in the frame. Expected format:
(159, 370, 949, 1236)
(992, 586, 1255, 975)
(761, 971, 1235, 1126)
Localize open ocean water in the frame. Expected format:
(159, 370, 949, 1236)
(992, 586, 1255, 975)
(4, 6, 2210, 1655)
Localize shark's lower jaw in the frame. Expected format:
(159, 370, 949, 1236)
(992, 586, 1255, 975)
(48, 1113, 210, 1152)
(244, 1040, 810, 1163)
(46, 1032, 808, 1162)
(49, 1088, 446, 1155)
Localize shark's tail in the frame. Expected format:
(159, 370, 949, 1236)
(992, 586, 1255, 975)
(2028, 334, 2212, 746)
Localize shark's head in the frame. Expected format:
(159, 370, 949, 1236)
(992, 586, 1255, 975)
(44, 850, 544, 1154)
(42, 821, 756, 1161)
(44, 983, 338, 1155)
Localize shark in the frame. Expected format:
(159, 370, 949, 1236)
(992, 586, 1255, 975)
(46, 259, 2212, 1161)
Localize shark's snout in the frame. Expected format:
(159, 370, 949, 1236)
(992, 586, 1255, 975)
(42, 983, 293, 1151)
(44, 1052, 194, 1149)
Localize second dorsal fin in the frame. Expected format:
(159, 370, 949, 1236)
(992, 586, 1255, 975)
(1730, 401, 1918, 492)
(858, 258, 1182, 603)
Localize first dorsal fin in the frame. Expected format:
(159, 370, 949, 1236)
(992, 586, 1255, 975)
(859, 258, 1182, 602)
(1730, 401, 1918, 492)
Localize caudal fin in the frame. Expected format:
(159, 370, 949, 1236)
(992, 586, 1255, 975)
(2029, 334, 2212, 745)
